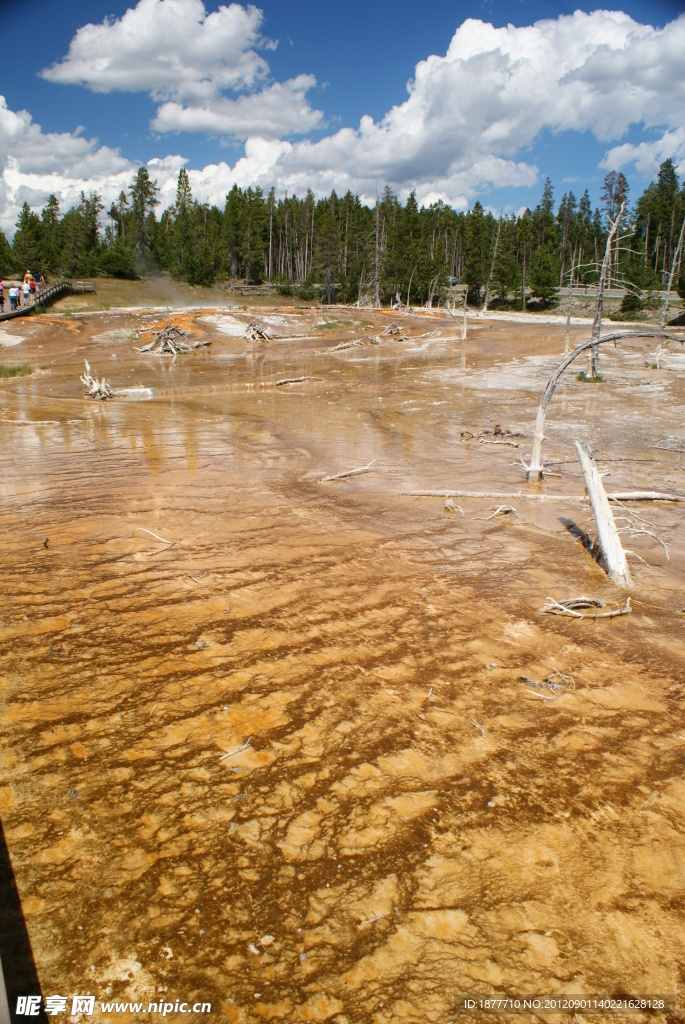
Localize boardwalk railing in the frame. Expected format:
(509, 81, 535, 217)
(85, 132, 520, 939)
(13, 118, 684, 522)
(0, 279, 96, 322)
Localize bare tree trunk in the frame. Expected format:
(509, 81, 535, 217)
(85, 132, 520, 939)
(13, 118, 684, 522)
(587, 203, 624, 378)
(406, 266, 415, 310)
(564, 251, 575, 354)
(426, 273, 440, 308)
(575, 441, 632, 587)
(481, 216, 501, 314)
(373, 196, 382, 308)
(644, 213, 649, 271)
(655, 216, 685, 369)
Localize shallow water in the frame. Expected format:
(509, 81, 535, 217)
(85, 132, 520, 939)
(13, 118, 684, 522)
(1, 308, 684, 1023)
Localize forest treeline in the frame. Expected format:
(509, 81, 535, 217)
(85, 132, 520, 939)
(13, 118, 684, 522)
(2, 159, 684, 309)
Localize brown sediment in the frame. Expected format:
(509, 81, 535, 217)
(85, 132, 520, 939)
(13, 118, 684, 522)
(0, 306, 684, 1023)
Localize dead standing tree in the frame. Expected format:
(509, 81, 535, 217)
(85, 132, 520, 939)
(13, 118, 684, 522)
(586, 202, 625, 379)
(525, 330, 685, 480)
(481, 216, 502, 314)
(654, 216, 685, 370)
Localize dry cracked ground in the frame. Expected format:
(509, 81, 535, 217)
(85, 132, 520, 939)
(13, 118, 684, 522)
(1, 304, 684, 1024)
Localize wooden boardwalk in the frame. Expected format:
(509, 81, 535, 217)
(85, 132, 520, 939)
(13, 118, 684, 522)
(0, 279, 95, 323)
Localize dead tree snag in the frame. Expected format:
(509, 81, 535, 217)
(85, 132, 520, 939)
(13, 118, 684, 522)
(525, 330, 685, 480)
(575, 441, 632, 588)
(587, 203, 624, 378)
(655, 217, 685, 369)
(80, 360, 113, 399)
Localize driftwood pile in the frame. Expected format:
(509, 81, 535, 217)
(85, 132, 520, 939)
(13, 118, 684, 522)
(80, 360, 112, 400)
(136, 313, 211, 355)
(246, 322, 271, 343)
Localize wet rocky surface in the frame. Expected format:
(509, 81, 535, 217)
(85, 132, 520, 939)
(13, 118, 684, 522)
(1, 307, 684, 1023)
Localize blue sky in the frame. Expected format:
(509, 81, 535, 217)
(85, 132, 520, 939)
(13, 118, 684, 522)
(0, 0, 684, 234)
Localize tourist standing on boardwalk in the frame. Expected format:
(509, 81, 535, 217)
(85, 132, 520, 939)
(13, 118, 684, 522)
(22, 279, 31, 306)
(9, 286, 17, 311)
(0, 282, 4, 313)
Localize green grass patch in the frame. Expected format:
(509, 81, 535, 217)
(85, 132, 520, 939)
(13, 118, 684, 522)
(577, 371, 604, 383)
(0, 364, 33, 379)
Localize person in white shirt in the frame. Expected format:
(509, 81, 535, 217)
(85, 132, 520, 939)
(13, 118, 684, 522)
(22, 280, 31, 305)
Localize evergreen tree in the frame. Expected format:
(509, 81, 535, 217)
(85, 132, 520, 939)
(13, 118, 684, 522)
(128, 167, 160, 262)
(12, 203, 43, 274)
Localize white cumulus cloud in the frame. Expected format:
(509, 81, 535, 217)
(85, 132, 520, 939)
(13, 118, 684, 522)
(151, 75, 322, 139)
(602, 128, 685, 178)
(42, 0, 269, 99)
(252, 9, 685, 205)
(2, 8, 684, 237)
(41, 0, 323, 140)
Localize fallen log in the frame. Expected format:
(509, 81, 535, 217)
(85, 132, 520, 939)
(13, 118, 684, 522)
(575, 441, 632, 587)
(404, 489, 685, 502)
(275, 376, 312, 386)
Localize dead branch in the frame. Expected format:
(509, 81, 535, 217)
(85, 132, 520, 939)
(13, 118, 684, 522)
(219, 738, 251, 761)
(525, 688, 555, 702)
(479, 438, 520, 448)
(617, 526, 669, 560)
(275, 376, 311, 386)
(80, 359, 113, 399)
(383, 323, 403, 336)
(486, 505, 517, 520)
(542, 595, 631, 619)
(520, 669, 576, 694)
(545, 596, 604, 611)
(444, 499, 465, 516)
(133, 527, 173, 545)
(321, 459, 376, 482)
(331, 338, 365, 352)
